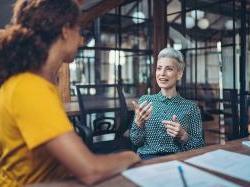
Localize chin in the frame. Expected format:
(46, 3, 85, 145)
(64, 60, 74, 64)
(63, 56, 75, 64)
(158, 83, 175, 90)
(157, 82, 168, 88)
(158, 84, 168, 89)
(159, 86, 170, 90)
(62, 60, 73, 64)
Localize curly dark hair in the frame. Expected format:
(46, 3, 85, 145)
(0, 0, 80, 85)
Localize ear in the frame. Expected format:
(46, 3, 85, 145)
(61, 26, 71, 40)
(75, 0, 85, 5)
(177, 70, 183, 80)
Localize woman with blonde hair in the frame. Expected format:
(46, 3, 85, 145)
(130, 48, 204, 160)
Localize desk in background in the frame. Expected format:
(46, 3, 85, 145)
(64, 98, 136, 117)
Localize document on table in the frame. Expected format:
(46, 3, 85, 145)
(122, 160, 239, 187)
(185, 149, 250, 182)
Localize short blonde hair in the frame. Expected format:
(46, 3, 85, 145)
(158, 47, 185, 71)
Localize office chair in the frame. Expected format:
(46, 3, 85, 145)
(76, 84, 132, 153)
(205, 89, 239, 140)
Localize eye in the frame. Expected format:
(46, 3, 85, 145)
(156, 66, 162, 70)
(166, 67, 174, 71)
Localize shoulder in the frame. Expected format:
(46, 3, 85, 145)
(8, 73, 59, 106)
(17, 72, 55, 90)
(11, 72, 57, 96)
(179, 96, 199, 109)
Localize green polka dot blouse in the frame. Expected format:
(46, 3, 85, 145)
(130, 91, 205, 156)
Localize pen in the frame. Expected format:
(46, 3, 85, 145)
(178, 165, 188, 187)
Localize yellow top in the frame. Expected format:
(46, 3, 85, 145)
(0, 72, 73, 186)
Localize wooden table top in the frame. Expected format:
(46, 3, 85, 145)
(33, 137, 250, 187)
(90, 137, 250, 187)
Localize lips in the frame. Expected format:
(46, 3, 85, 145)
(158, 78, 168, 82)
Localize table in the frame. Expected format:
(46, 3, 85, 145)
(92, 137, 250, 187)
(33, 137, 250, 187)
(64, 98, 136, 117)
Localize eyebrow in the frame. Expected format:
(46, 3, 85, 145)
(157, 65, 175, 68)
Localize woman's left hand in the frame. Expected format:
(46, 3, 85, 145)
(162, 115, 189, 143)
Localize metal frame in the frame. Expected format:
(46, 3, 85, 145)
(167, 0, 249, 138)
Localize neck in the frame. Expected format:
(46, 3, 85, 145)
(36, 65, 59, 84)
(35, 42, 63, 84)
(161, 87, 177, 98)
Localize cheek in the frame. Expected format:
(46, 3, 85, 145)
(72, 32, 80, 47)
(73, 37, 79, 48)
(155, 71, 161, 78)
(155, 71, 159, 77)
(169, 71, 179, 77)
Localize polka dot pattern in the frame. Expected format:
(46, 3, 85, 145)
(130, 92, 205, 156)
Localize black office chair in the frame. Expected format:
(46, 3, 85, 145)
(73, 120, 93, 149)
(75, 84, 132, 153)
(205, 89, 239, 140)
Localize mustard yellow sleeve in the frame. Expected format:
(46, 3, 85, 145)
(11, 78, 73, 150)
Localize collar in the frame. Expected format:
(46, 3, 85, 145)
(157, 91, 182, 103)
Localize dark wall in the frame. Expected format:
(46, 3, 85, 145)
(0, 0, 16, 28)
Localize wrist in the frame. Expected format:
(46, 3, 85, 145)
(135, 120, 144, 128)
(122, 151, 140, 164)
(179, 131, 189, 144)
(129, 152, 140, 164)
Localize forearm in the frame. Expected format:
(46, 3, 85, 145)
(45, 132, 139, 185)
(181, 104, 204, 150)
(181, 133, 204, 151)
(84, 151, 139, 184)
(130, 122, 145, 146)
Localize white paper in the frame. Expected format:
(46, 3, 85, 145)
(242, 141, 250, 147)
(185, 149, 250, 182)
(122, 160, 239, 187)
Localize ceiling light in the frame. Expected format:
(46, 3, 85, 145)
(198, 18, 209, 29)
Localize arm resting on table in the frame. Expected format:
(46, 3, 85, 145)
(44, 131, 140, 185)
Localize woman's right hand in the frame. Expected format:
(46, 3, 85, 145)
(132, 100, 152, 127)
(120, 151, 141, 166)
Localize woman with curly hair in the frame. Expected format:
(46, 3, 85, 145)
(0, 0, 140, 186)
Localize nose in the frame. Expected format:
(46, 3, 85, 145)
(159, 68, 166, 76)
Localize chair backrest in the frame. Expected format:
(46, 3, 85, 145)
(206, 88, 239, 140)
(222, 89, 239, 139)
(73, 121, 93, 149)
(76, 84, 129, 141)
